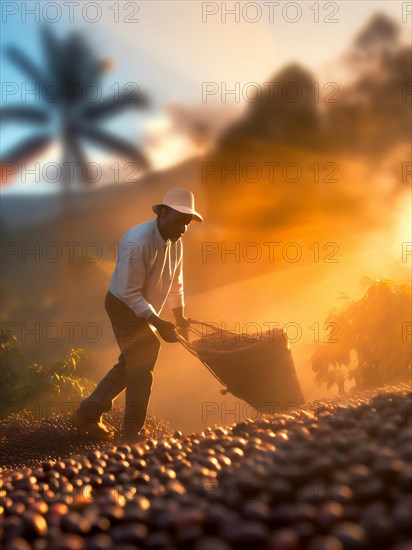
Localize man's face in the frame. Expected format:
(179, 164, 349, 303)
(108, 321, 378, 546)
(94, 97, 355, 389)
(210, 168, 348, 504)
(159, 207, 193, 242)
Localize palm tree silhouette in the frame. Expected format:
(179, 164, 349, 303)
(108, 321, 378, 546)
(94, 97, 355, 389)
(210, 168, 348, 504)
(1, 25, 151, 331)
(1, 25, 150, 188)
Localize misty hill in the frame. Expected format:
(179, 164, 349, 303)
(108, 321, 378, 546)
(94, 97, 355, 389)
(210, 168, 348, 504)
(219, 13, 411, 157)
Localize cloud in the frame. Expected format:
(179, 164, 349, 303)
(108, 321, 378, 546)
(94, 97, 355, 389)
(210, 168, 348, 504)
(142, 102, 241, 170)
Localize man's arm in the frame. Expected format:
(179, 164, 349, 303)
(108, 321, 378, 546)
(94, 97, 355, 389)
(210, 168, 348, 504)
(113, 234, 156, 320)
(112, 234, 178, 342)
(122, 244, 179, 342)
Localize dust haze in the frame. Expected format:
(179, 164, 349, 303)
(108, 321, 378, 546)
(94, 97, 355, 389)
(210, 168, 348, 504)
(1, 12, 411, 433)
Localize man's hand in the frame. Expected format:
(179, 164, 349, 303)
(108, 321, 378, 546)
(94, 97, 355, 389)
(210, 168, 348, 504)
(148, 314, 178, 343)
(172, 307, 190, 340)
(175, 317, 190, 340)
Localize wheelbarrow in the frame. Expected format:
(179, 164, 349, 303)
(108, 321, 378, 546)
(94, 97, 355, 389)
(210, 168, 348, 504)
(176, 319, 305, 414)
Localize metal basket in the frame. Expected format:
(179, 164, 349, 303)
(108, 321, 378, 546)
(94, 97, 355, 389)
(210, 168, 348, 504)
(177, 319, 305, 413)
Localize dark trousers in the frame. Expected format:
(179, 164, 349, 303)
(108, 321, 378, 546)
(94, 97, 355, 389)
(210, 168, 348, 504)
(78, 291, 161, 436)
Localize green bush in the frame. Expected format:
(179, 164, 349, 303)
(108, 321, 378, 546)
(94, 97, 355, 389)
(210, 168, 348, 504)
(311, 278, 412, 393)
(1, 329, 95, 419)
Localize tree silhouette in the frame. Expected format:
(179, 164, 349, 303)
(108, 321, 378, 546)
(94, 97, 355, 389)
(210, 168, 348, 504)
(312, 278, 412, 393)
(219, 63, 320, 150)
(327, 12, 411, 156)
(1, 25, 150, 188)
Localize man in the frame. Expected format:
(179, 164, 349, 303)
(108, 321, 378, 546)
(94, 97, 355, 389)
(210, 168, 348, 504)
(74, 188, 203, 443)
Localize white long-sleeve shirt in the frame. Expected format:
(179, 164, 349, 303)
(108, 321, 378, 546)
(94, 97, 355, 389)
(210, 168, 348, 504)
(109, 218, 184, 320)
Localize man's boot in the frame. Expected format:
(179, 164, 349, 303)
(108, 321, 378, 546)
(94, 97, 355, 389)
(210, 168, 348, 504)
(73, 357, 126, 439)
(73, 405, 115, 440)
(123, 426, 149, 445)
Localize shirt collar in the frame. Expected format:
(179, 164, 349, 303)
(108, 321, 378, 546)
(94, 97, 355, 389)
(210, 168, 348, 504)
(153, 218, 169, 249)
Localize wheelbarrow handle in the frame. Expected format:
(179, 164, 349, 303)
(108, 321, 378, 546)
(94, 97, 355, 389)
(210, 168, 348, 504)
(175, 327, 203, 357)
(186, 318, 221, 333)
(175, 318, 218, 354)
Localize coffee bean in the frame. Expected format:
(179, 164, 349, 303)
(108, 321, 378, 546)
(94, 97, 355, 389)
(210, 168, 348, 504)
(1, 385, 411, 550)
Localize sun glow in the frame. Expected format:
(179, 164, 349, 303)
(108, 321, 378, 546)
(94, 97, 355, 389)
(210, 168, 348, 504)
(142, 116, 201, 171)
(394, 194, 412, 262)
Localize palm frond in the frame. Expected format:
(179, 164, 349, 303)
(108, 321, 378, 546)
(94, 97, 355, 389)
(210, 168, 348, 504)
(80, 125, 150, 169)
(6, 46, 48, 86)
(1, 134, 52, 164)
(81, 90, 150, 122)
(65, 32, 103, 88)
(0, 106, 50, 125)
(40, 24, 62, 82)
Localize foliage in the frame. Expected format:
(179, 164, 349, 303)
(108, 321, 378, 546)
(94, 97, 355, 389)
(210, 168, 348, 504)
(312, 277, 412, 394)
(1, 329, 95, 419)
(0, 332, 27, 405)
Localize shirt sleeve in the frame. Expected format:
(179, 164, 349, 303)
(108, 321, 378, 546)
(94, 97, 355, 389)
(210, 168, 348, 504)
(166, 241, 185, 310)
(113, 232, 156, 320)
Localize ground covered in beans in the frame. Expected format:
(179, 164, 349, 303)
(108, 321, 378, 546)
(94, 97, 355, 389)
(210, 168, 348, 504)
(0, 412, 174, 471)
(1, 384, 411, 550)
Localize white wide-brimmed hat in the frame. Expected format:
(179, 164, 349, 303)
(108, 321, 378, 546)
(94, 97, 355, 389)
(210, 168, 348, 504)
(152, 188, 203, 223)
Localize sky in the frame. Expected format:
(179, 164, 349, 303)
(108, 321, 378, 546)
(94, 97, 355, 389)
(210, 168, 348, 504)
(1, 0, 411, 192)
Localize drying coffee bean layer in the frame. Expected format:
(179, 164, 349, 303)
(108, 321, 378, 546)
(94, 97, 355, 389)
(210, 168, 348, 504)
(1, 384, 411, 550)
(190, 328, 287, 354)
(0, 413, 174, 471)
